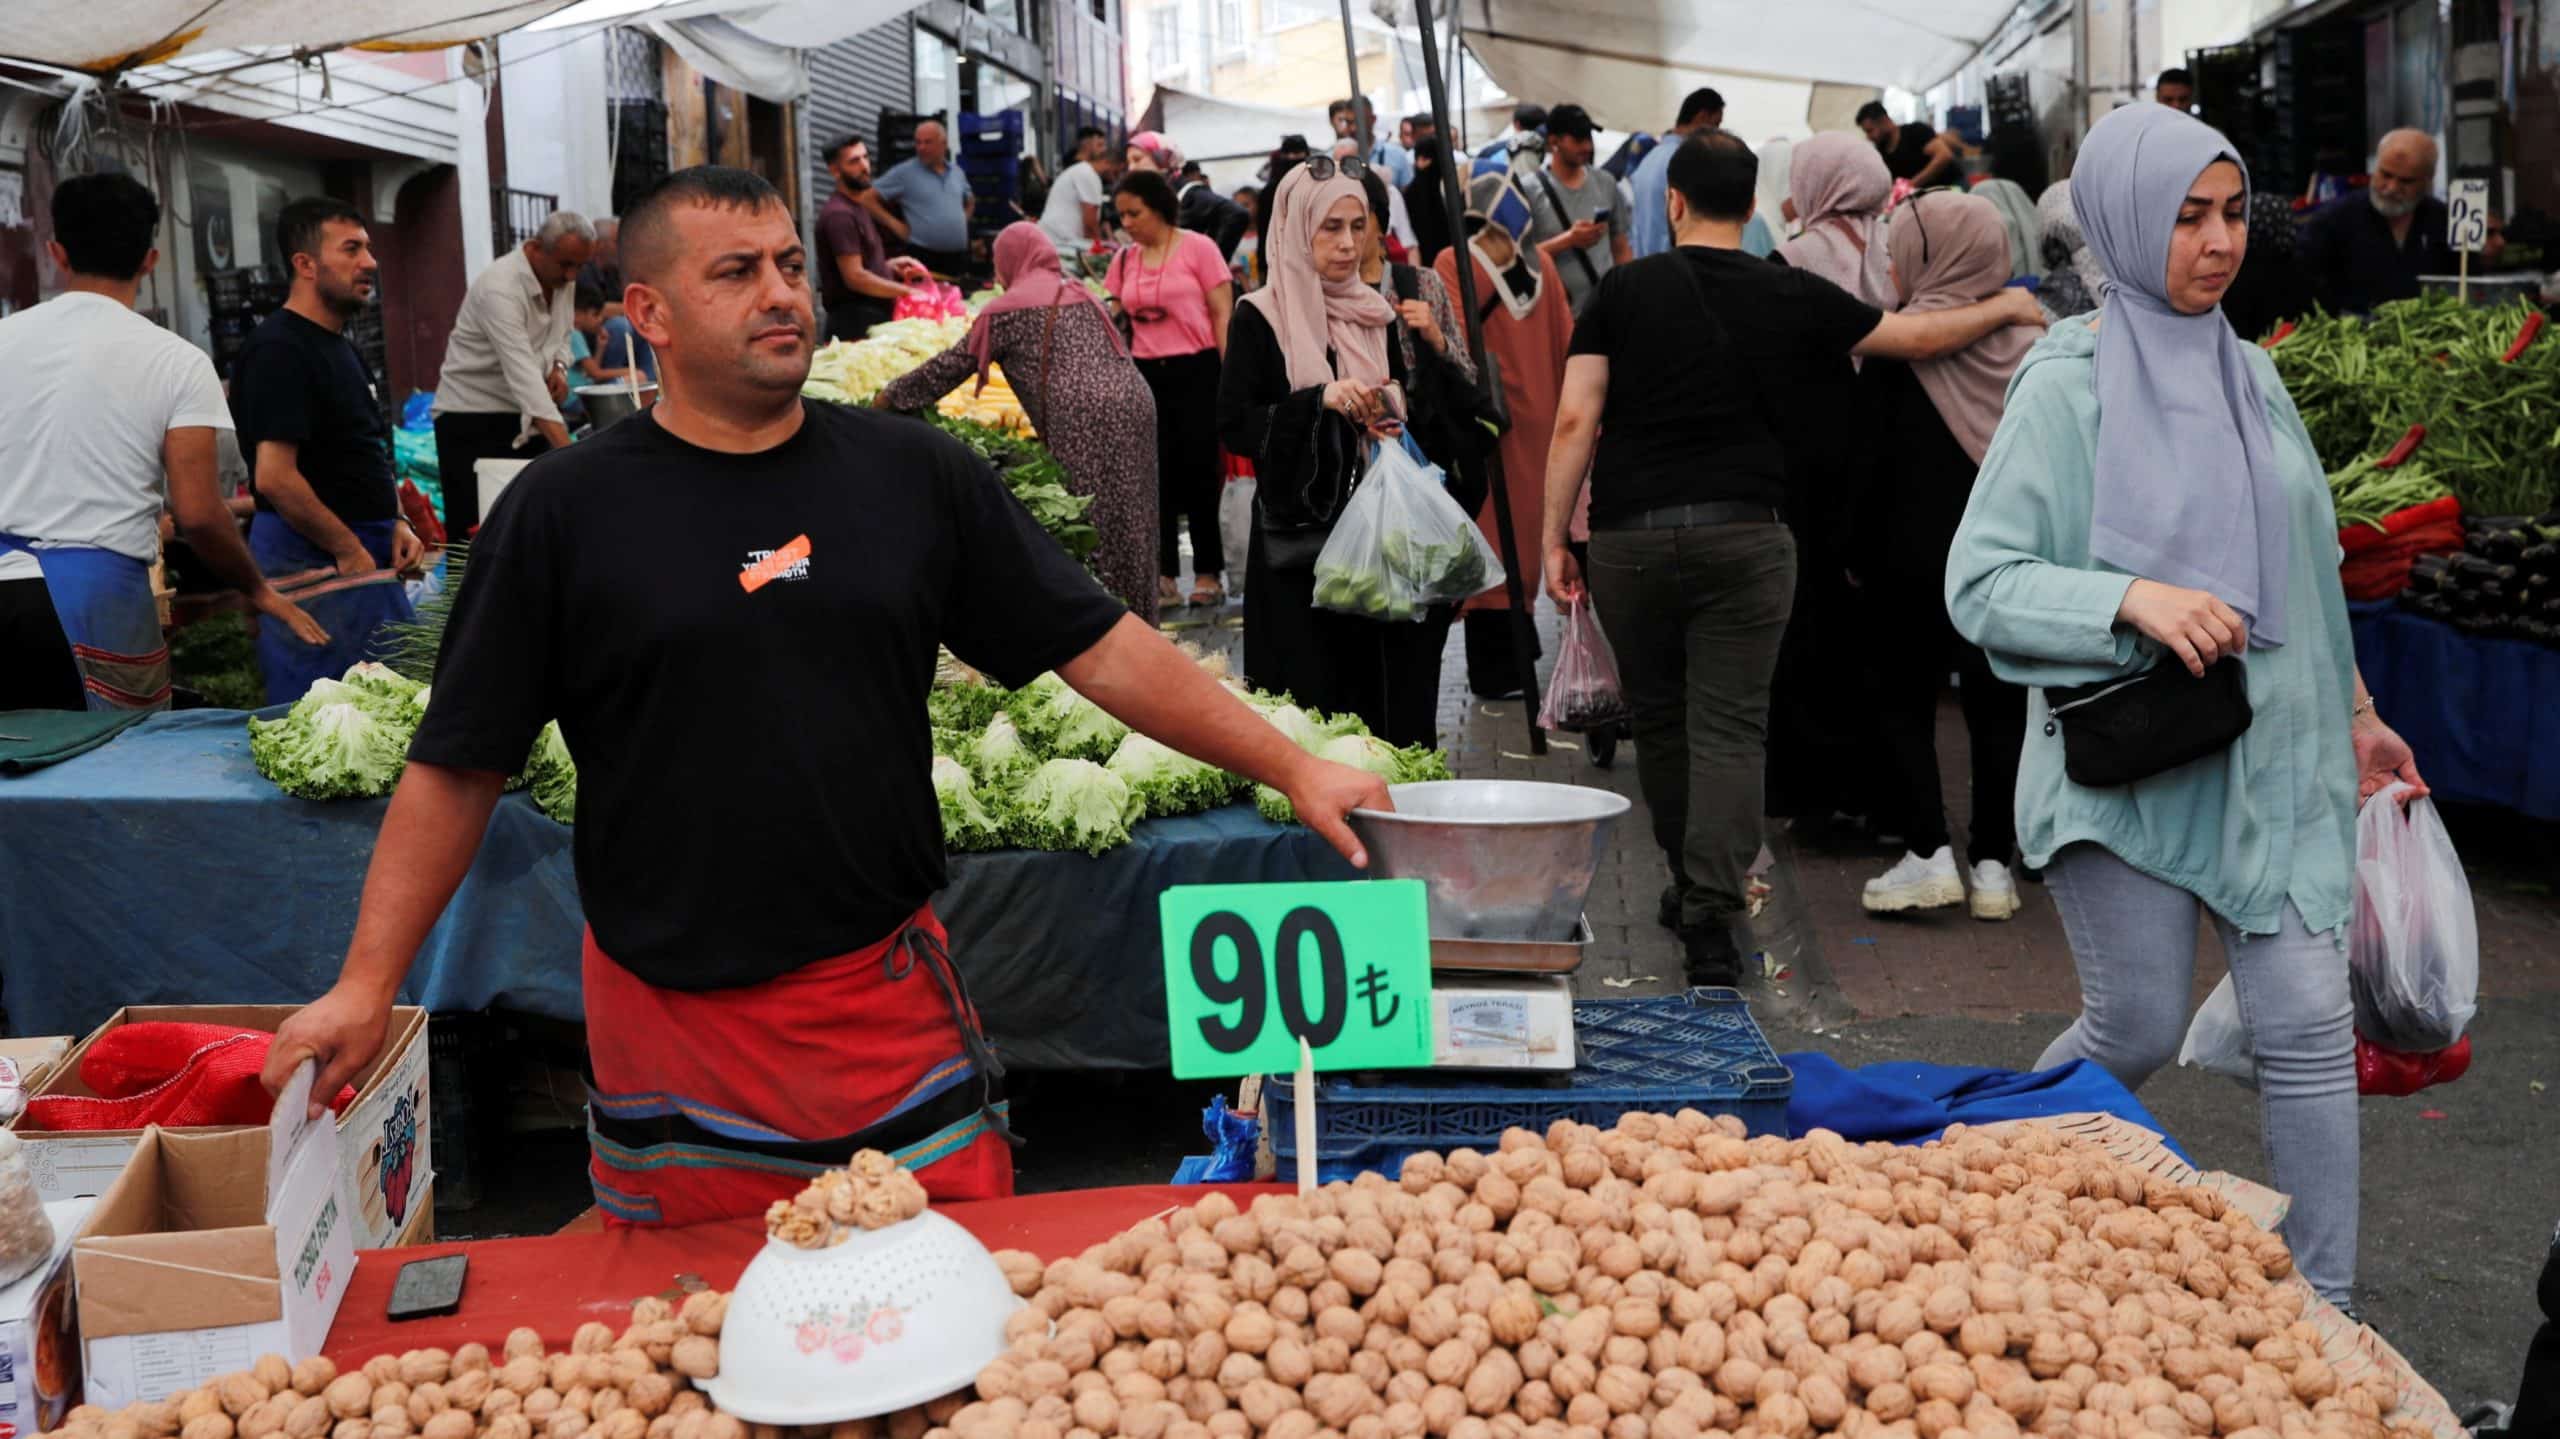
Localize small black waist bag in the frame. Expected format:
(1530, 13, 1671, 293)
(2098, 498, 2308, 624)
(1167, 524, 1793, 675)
(2042, 655, 2254, 788)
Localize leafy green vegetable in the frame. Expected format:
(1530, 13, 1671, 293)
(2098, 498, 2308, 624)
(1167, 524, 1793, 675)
(969, 711, 1036, 780)
(922, 413, 1101, 563)
(1009, 758, 1143, 855)
(1106, 733, 1239, 817)
(168, 611, 264, 710)
(927, 678, 1011, 734)
(1255, 783, 1297, 825)
(1316, 732, 1405, 780)
(248, 699, 413, 800)
(932, 754, 1006, 850)
(1247, 695, 1326, 753)
(525, 721, 578, 824)
(1006, 672, 1130, 762)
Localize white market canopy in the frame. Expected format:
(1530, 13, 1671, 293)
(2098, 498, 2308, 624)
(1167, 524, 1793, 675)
(1454, 0, 2019, 135)
(5, 1, 581, 72)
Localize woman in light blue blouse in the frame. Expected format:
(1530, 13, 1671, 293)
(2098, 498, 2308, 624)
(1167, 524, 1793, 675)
(1946, 104, 2425, 1308)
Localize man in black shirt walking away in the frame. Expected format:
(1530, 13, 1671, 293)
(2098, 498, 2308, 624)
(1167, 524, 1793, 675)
(261, 167, 1391, 1221)
(1540, 131, 2042, 984)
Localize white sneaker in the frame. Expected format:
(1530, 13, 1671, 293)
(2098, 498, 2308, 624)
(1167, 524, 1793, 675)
(1969, 859, 2022, 921)
(1862, 847, 1965, 913)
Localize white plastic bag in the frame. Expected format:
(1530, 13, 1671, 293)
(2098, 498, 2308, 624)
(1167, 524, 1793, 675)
(1537, 595, 1631, 732)
(2348, 783, 2479, 1051)
(2177, 975, 2258, 1086)
(1311, 441, 1506, 622)
(1219, 473, 1256, 596)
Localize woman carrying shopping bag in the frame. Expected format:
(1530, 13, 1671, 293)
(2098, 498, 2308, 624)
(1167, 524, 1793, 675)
(1217, 158, 1479, 746)
(1945, 103, 2426, 1310)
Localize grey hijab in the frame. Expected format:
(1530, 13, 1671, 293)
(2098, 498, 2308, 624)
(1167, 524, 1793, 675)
(2073, 103, 2290, 648)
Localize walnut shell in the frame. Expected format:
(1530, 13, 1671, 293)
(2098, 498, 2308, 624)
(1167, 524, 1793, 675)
(323, 1378, 375, 1422)
(181, 1416, 235, 1439)
(670, 1337, 720, 1380)
(219, 1378, 272, 1419)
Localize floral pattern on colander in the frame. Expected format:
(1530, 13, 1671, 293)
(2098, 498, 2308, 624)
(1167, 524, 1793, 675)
(791, 1299, 909, 1364)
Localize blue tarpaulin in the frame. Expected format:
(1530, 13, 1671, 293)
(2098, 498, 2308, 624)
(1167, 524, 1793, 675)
(1779, 1053, 2192, 1163)
(2349, 600, 2560, 822)
(0, 710, 1351, 1069)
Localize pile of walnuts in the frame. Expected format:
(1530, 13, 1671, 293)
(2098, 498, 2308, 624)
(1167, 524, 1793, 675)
(768, 1151, 933, 1249)
(41, 1293, 743, 1439)
(38, 1115, 2425, 1439)
(948, 1116, 2419, 1439)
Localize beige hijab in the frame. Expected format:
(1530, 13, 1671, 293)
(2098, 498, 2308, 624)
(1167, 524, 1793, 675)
(1237, 166, 1396, 391)
(1778, 133, 1894, 310)
(1885, 190, 2039, 464)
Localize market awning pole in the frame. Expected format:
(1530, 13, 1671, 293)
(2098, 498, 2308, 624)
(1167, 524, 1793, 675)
(1336, 0, 1370, 153)
(1413, 0, 1546, 755)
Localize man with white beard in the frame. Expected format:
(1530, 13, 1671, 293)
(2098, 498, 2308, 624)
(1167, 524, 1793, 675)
(2298, 128, 2504, 313)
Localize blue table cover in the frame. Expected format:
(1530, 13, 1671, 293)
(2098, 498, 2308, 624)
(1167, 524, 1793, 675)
(0, 710, 1351, 1069)
(2349, 600, 2560, 822)
(1780, 1053, 2192, 1163)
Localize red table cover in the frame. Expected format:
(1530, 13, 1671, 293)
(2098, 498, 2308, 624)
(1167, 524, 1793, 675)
(327, 1184, 1283, 1362)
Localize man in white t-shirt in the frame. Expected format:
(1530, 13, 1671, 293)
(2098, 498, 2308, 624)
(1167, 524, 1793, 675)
(0, 173, 324, 711)
(1039, 143, 1122, 271)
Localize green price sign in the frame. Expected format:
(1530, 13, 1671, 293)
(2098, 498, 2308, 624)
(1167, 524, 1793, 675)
(1159, 880, 1434, 1079)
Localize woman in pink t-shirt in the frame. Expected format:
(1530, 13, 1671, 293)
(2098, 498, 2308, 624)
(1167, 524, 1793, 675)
(1107, 171, 1235, 609)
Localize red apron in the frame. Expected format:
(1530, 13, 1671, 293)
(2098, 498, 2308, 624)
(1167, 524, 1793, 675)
(582, 905, 1015, 1227)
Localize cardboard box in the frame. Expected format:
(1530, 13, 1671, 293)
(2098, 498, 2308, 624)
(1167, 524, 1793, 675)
(0, 1199, 96, 1439)
(14, 1006, 431, 1250)
(73, 1068, 357, 1409)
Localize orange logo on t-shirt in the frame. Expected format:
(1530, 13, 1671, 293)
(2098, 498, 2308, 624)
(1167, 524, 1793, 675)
(739, 534, 813, 593)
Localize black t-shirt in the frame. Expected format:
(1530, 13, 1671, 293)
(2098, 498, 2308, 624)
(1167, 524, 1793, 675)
(1566, 247, 1881, 525)
(228, 309, 399, 524)
(1882, 123, 1939, 181)
(406, 400, 1127, 989)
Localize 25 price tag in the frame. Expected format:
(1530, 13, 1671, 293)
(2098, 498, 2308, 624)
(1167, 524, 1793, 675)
(1159, 880, 1434, 1079)
(2448, 179, 2491, 253)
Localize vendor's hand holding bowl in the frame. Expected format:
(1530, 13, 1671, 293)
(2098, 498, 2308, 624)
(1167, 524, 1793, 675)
(1286, 757, 1393, 870)
(263, 982, 393, 1120)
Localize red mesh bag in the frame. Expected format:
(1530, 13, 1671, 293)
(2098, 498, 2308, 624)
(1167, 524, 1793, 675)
(2356, 1033, 2472, 1097)
(21, 1023, 355, 1132)
(2338, 496, 2464, 601)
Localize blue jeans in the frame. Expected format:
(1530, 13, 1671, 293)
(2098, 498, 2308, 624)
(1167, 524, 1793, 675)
(2038, 842, 2360, 1302)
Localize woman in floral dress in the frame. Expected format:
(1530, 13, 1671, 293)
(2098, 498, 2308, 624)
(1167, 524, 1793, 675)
(880, 222, 1159, 622)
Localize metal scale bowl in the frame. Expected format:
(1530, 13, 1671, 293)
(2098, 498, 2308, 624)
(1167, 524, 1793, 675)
(1347, 781, 1631, 1071)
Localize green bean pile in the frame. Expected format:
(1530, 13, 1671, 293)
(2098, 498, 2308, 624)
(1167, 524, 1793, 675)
(2266, 297, 2560, 519)
(2326, 452, 2451, 531)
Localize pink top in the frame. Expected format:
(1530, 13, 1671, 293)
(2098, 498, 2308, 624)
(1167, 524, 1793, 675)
(1106, 230, 1230, 359)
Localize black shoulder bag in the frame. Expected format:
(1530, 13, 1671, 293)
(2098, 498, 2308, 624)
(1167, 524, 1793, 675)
(1532, 169, 1603, 296)
(2042, 655, 2254, 787)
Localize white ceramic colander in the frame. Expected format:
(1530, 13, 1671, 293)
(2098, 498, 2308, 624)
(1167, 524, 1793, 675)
(700, 1209, 1022, 1424)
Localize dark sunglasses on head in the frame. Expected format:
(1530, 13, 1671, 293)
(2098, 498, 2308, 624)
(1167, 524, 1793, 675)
(1301, 155, 1374, 182)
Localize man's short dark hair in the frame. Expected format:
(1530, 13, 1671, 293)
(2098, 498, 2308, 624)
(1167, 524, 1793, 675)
(1277, 133, 1311, 157)
(1545, 104, 1594, 143)
(1407, 112, 1435, 131)
(824, 134, 866, 165)
(1077, 125, 1107, 143)
(620, 165, 787, 286)
(275, 196, 364, 271)
(1855, 100, 1892, 126)
(573, 283, 606, 312)
(1667, 129, 1756, 223)
(51, 172, 160, 281)
(1513, 103, 1549, 133)
(1178, 160, 1207, 181)
(2157, 67, 2193, 88)
(1115, 170, 1180, 226)
(1328, 99, 1356, 121)
(1676, 88, 1726, 127)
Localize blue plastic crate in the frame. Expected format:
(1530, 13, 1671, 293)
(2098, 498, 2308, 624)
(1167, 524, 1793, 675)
(959, 110, 1027, 153)
(1263, 988, 1793, 1185)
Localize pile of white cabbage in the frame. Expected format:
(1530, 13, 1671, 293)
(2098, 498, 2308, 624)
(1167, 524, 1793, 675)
(249, 664, 577, 824)
(928, 668, 1449, 857)
(800, 317, 972, 405)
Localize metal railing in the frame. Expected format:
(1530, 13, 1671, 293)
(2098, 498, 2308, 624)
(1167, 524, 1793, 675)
(491, 186, 560, 254)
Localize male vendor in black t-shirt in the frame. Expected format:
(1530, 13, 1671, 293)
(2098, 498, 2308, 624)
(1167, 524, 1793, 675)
(262, 167, 1391, 1222)
(1537, 131, 2040, 988)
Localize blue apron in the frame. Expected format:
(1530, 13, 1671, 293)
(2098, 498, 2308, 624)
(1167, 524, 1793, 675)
(248, 514, 416, 705)
(0, 534, 169, 712)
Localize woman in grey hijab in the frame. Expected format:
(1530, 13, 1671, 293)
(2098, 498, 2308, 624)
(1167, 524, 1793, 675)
(1946, 103, 2426, 1311)
(2033, 179, 2104, 319)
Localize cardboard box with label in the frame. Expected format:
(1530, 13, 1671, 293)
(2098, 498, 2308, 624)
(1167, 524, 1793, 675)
(73, 1067, 357, 1409)
(0, 1199, 96, 1439)
(14, 1006, 431, 1250)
